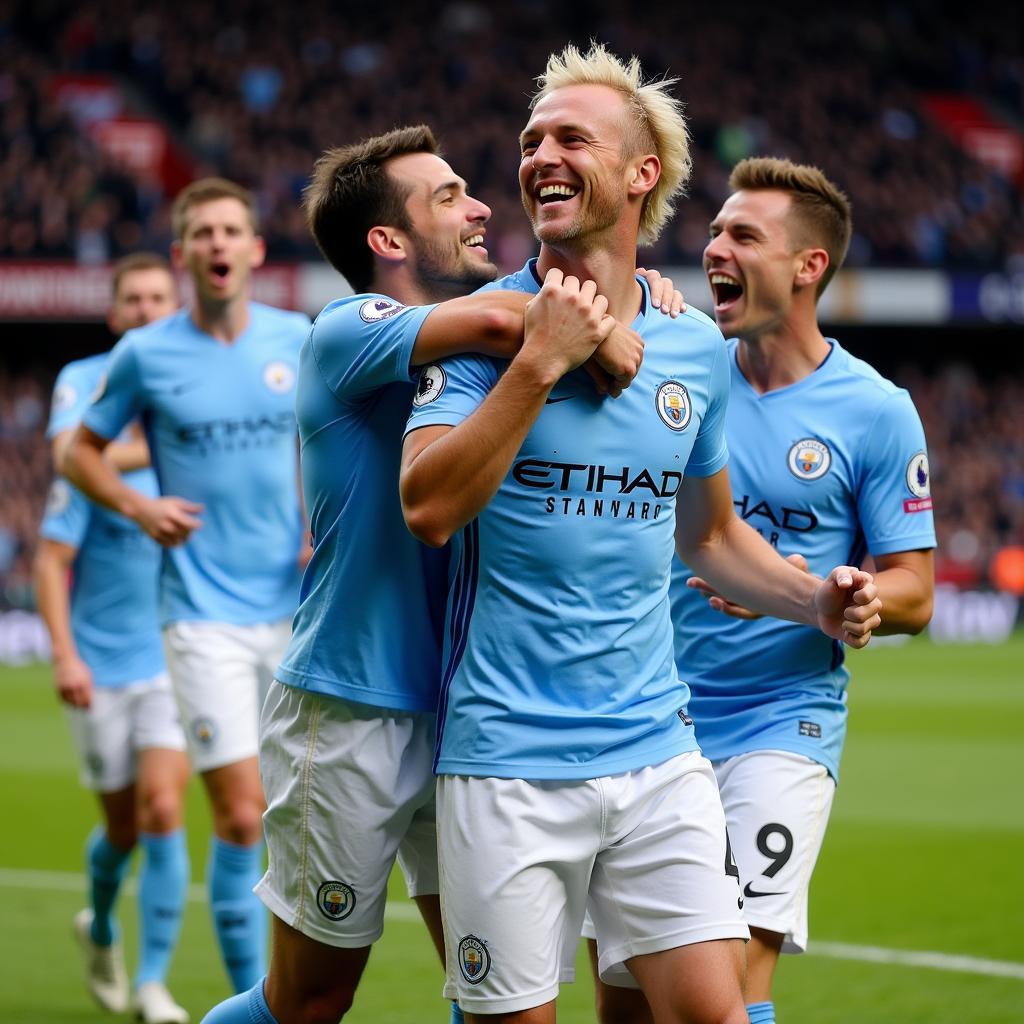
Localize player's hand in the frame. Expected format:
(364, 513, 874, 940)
(592, 322, 644, 394)
(54, 655, 94, 709)
(522, 269, 615, 381)
(135, 496, 204, 547)
(813, 566, 883, 648)
(688, 553, 809, 620)
(637, 267, 686, 317)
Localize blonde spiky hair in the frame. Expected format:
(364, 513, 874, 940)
(531, 42, 690, 245)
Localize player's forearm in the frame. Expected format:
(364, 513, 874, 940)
(679, 515, 820, 627)
(401, 355, 558, 547)
(871, 564, 933, 635)
(32, 553, 77, 663)
(64, 432, 146, 521)
(415, 291, 530, 364)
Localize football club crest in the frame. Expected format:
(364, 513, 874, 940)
(191, 717, 217, 746)
(263, 360, 295, 393)
(317, 881, 356, 921)
(45, 480, 72, 517)
(359, 298, 404, 323)
(655, 380, 691, 431)
(906, 451, 930, 498)
(787, 438, 831, 481)
(413, 365, 446, 407)
(52, 383, 77, 413)
(458, 935, 491, 984)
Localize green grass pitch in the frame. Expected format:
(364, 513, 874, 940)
(1, 635, 1021, 1022)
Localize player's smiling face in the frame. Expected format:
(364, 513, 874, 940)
(174, 197, 265, 305)
(109, 267, 177, 334)
(519, 84, 636, 246)
(389, 152, 497, 295)
(704, 189, 805, 340)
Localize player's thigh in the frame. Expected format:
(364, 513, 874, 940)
(626, 938, 747, 1024)
(256, 681, 436, 949)
(588, 752, 748, 990)
(65, 685, 136, 793)
(715, 749, 835, 952)
(438, 774, 600, 1017)
(162, 621, 263, 772)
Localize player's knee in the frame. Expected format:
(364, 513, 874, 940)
(594, 987, 651, 1024)
(138, 785, 183, 834)
(282, 987, 357, 1024)
(214, 801, 265, 846)
(105, 821, 138, 851)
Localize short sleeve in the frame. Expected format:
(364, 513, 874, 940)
(82, 335, 145, 441)
(46, 362, 95, 438)
(684, 339, 730, 477)
(404, 354, 500, 434)
(310, 296, 436, 400)
(857, 392, 937, 555)
(38, 479, 90, 550)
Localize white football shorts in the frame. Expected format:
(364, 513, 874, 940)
(66, 672, 186, 793)
(714, 749, 836, 953)
(439, 751, 748, 1015)
(255, 681, 438, 948)
(162, 618, 291, 773)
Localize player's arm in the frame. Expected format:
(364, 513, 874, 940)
(869, 549, 933, 635)
(401, 271, 614, 547)
(32, 538, 94, 709)
(53, 422, 150, 476)
(414, 290, 643, 394)
(64, 424, 202, 547)
(674, 468, 882, 647)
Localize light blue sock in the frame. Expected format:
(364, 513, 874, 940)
(450, 1002, 466, 1024)
(86, 826, 132, 946)
(208, 837, 266, 992)
(135, 830, 190, 985)
(200, 977, 278, 1023)
(747, 1001, 776, 1024)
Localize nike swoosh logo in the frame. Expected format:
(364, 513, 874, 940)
(171, 382, 201, 395)
(743, 882, 789, 899)
(544, 395, 575, 404)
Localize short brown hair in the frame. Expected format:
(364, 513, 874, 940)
(303, 125, 439, 292)
(111, 252, 173, 300)
(729, 157, 852, 296)
(170, 177, 258, 240)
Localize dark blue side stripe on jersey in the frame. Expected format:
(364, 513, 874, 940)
(434, 519, 480, 771)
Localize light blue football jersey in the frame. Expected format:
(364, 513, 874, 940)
(672, 339, 936, 780)
(82, 304, 310, 626)
(405, 260, 731, 780)
(275, 293, 450, 712)
(41, 355, 164, 686)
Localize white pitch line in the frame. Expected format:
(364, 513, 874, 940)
(1, 868, 1020, 978)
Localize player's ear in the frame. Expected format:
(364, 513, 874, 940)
(169, 240, 186, 272)
(795, 248, 829, 290)
(367, 226, 407, 265)
(627, 154, 661, 199)
(249, 234, 267, 270)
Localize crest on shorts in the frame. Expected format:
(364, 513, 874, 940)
(86, 752, 104, 780)
(191, 717, 217, 746)
(263, 360, 295, 394)
(655, 380, 691, 431)
(458, 935, 491, 984)
(359, 298, 404, 323)
(317, 881, 356, 921)
(413, 364, 446, 407)
(787, 438, 831, 481)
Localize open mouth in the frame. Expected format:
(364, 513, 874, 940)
(463, 233, 486, 252)
(211, 262, 230, 281)
(709, 272, 743, 309)
(537, 184, 579, 206)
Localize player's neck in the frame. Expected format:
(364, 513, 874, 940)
(536, 240, 643, 324)
(736, 318, 830, 395)
(375, 267, 449, 308)
(190, 292, 252, 344)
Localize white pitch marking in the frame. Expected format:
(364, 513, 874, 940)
(1, 868, 1019, 976)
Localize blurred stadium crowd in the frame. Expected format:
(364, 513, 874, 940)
(1, 0, 1022, 608)
(1, 0, 1022, 268)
